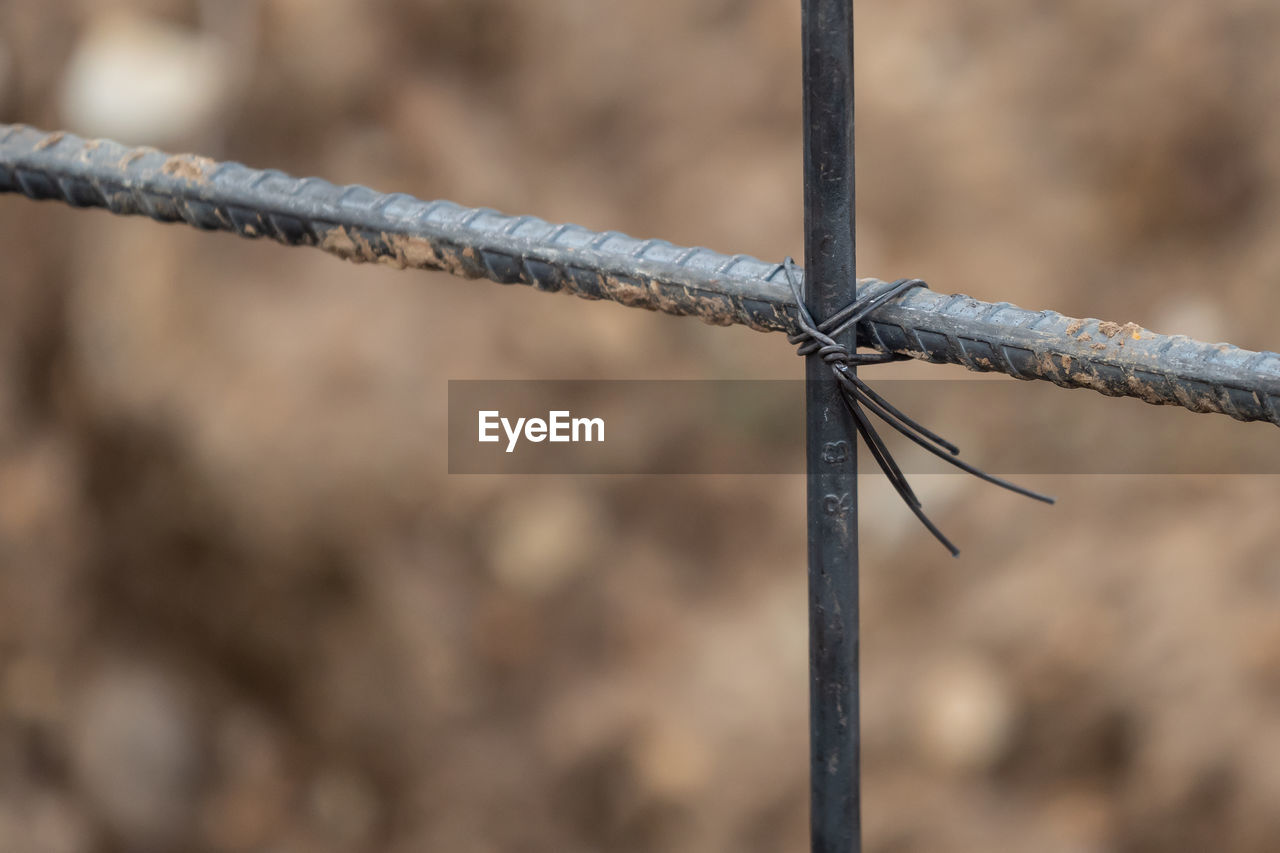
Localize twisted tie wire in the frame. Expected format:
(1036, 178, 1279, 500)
(783, 258, 1055, 556)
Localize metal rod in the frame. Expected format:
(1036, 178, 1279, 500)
(2, 123, 1278, 427)
(802, 1, 859, 850)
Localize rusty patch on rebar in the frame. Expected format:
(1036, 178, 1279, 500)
(34, 131, 65, 151)
(1065, 318, 1085, 336)
(384, 234, 430, 269)
(318, 228, 473, 276)
(1033, 351, 1067, 378)
(320, 227, 374, 263)
(347, 230, 375, 261)
(602, 274, 655, 309)
(1124, 375, 1168, 406)
(689, 293, 738, 326)
(675, 286, 738, 326)
(162, 155, 216, 184)
(386, 233, 474, 276)
(606, 276, 742, 325)
(641, 279, 739, 325)
(1077, 332, 1092, 343)
(1065, 369, 1110, 391)
(648, 282, 689, 316)
(1098, 320, 1142, 341)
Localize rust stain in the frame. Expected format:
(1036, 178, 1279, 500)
(648, 282, 689, 317)
(34, 131, 65, 151)
(1065, 318, 1085, 336)
(1069, 370, 1112, 392)
(1123, 374, 1172, 406)
(378, 233, 468, 276)
(348, 230, 376, 261)
(386, 233, 437, 270)
(161, 154, 216, 184)
(318, 229, 479, 277)
(1034, 352, 1061, 376)
(685, 290, 738, 326)
(1098, 320, 1143, 341)
(319, 227, 376, 263)
(602, 274, 654, 309)
(120, 149, 147, 168)
(615, 278, 741, 326)
(320, 227, 363, 261)
(1077, 332, 1092, 342)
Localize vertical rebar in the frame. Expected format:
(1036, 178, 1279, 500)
(802, 1, 860, 851)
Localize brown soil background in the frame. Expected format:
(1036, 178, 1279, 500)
(2, 1, 1279, 851)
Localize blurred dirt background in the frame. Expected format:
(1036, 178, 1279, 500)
(2, 1, 1280, 851)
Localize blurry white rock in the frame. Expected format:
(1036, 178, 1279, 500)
(70, 662, 203, 847)
(628, 719, 714, 801)
(485, 485, 609, 596)
(59, 13, 231, 146)
(914, 654, 1018, 774)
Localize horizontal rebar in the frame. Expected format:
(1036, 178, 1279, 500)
(2, 123, 1278, 427)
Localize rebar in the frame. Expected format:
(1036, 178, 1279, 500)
(2, 123, 1278, 428)
(784, 260, 1054, 557)
(801, 0, 861, 847)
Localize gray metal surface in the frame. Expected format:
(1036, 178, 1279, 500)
(3, 123, 1278, 427)
(800, 0, 861, 847)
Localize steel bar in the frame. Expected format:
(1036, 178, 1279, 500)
(2, 123, 1278, 428)
(801, 0, 860, 850)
